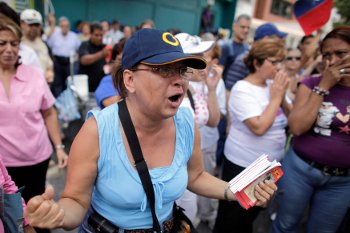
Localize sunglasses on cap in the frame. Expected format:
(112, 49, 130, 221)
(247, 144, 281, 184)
(285, 56, 301, 61)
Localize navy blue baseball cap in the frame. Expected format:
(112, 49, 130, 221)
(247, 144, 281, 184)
(254, 23, 287, 41)
(122, 28, 207, 70)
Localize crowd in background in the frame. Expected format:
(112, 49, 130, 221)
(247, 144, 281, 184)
(0, 1, 349, 232)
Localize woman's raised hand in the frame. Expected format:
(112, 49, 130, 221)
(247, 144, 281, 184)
(205, 64, 223, 91)
(320, 55, 350, 90)
(270, 71, 289, 102)
(25, 185, 65, 229)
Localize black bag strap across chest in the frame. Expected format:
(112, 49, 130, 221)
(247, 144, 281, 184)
(118, 100, 162, 232)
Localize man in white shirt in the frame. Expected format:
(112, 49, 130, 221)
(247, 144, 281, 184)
(47, 16, 81, 97)
(107, 20, 124, 46)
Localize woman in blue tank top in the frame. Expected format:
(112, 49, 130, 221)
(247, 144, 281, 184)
(25, 28, 277, 232)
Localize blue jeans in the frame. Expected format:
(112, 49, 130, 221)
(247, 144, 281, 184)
(271, 148, 350, 233)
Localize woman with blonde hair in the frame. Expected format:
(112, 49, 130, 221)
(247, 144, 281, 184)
(284, 48, 302, 102)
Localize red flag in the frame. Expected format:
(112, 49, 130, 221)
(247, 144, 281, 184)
(294, 0, 333, 35)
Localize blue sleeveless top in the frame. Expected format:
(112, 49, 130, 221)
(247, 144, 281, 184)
(86, 104, 194, 229)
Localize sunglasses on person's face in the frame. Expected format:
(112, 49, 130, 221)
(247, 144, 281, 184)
(285, 56, 301, 61)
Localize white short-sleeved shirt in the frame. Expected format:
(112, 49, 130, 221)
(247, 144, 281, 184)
(19, 44, 42, 70)
(224, 80, 287, 167)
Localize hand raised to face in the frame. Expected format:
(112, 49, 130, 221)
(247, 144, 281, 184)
(205, 64, 223, 91)
(320, 55, 350, 90)
(269, 70, 289, 102)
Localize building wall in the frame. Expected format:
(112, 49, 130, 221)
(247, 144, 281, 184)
(25, 0, 237, 36)
(47, 0, 204, 34)
(49, 0, 215, 35)
(254, 0, 296, 23)
(235, 0, 303, 47)
(4, 0, 34, 12)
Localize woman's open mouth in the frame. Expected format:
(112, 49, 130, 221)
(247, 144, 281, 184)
(168, 94, 181, 102)
(168, 94, 182, 107)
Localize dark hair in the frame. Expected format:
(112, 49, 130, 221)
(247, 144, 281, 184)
(0, 14, 22, 39)
(112, 60, 141, 98)
(0, 14, 22, 68)
(320, 26, 350, 53)
(300, 34, 314, 44)
(167, 28, 182, 35)
(90, 23, 103, 33)
(244, 38, 285, 73)
(0, 2, 20, 26)
(111, 20, 119, 25)
(112, 64, 128, 98)
(111, 39, 126, 61)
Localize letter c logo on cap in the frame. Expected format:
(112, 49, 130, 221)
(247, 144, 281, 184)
(162, 32, 179, 46)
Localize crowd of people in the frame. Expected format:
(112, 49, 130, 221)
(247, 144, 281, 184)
(0, 2, 349, 232)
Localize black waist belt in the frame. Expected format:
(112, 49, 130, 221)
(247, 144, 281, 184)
(88, 207, 174, 233)
(54, 55, 70, 65)
(297, 152, 350, 176)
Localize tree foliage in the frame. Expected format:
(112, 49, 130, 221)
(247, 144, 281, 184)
(334, 0, 350, 25)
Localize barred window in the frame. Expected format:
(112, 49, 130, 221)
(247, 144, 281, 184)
(271, 0, 292, 19)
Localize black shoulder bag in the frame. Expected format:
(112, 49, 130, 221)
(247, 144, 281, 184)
(118, 100, 197, 233)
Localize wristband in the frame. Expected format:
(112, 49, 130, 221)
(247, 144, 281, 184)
(224, 184, 233, 202)
(312, 86, 329, 97)
(55, 144, 65, 150)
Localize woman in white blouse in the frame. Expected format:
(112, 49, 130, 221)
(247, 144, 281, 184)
(215, 38, 290, 233)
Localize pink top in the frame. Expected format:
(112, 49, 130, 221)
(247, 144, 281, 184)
(190, 81, 209, 128)
(0, 64, 55, 167)
(0, 155, 28, 229)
